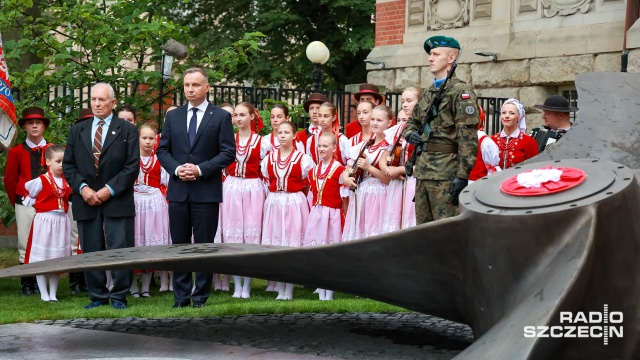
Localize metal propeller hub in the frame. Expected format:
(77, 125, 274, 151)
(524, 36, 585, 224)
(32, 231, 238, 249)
(460, 159, 632, 214)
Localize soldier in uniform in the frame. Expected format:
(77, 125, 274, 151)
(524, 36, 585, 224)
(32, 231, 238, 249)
(402, 36, 479, 224)
(530, 94, 577, 153)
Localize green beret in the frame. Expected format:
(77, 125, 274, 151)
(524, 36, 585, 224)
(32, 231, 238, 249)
(423, 36, 461, 55)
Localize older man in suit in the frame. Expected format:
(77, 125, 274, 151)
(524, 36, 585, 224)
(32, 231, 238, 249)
(156, 67, 235, 308)
(63, 83, 140, 310)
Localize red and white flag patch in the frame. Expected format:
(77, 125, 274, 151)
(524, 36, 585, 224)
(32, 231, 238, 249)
(461, 93, 471, 100)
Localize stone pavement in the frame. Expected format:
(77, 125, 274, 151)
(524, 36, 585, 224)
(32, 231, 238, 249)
(30, 312, 473, 359)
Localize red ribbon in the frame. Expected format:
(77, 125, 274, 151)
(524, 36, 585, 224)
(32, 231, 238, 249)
(39, 143, 55, 167)
(251, 109, 265, 134)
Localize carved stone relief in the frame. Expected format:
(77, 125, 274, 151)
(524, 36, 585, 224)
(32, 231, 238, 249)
(409, 0, 426, 27)
(428, 0, 470, 30)
(542, 0, 593, 17)
(474, 0, 491, 20)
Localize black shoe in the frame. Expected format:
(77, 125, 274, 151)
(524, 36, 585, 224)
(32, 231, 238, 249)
(172, 301, 190, 308)
(21, 285, 35, 296)
(192, 301, 205, 308)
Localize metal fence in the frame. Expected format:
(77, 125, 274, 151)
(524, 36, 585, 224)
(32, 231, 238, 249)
(17, 83, 508, 136)
(172, 85, 505, 135)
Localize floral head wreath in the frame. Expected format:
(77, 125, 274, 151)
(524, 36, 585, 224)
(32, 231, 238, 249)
(251, 109, 265, 134)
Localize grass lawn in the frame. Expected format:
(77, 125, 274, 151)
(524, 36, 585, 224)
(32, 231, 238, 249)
(0, 248, 407, 324)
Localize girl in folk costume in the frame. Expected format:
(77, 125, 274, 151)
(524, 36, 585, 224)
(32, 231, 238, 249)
(304, 132, 346, 301)
(23, 145, 71, 302)
(130, 123, 171, 298)
(219, 102, 270, 299)
(378, 86, 423, 231)
(307, 102, 350, 165)
(468, 107, 501, 183)
(348, 101, 375, 148)
(261, 121, 315, 300)
(342, 105, 393, 241)
(471, 98, 538, 180)
(263, 104, 305, 154)
(379, 110, 414, 232)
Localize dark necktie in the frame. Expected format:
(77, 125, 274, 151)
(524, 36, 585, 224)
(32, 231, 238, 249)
(188, 108, 198, 145)
(93, 120, 105, 171)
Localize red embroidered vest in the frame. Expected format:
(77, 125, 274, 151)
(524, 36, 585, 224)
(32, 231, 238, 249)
(266, 151, 306, 193)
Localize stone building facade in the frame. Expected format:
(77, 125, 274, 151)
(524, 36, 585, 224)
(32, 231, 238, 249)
(368, 0, 640, 127)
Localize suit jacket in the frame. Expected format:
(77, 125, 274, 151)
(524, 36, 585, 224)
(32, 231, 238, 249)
(63, 116, 140, 220)
(156, 102, 235, 203)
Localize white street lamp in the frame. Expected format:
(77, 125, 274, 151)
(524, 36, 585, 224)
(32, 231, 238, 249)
(306, 41, 330, 90)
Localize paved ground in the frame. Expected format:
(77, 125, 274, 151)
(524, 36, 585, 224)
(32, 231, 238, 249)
(33, 312, 473, 359)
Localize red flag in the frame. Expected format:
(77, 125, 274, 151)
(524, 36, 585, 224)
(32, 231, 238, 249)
(0, 32, 17, 149)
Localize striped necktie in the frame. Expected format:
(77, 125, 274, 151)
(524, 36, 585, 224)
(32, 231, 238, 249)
(93, 120, 105, 171)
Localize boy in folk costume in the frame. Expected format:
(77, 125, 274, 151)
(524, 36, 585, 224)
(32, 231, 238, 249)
(298, 93, 329, 145)
(346, 84, 383, 139)
(23, 145, 72, 302)
(304, 132, 346, 301)
(261, 121, 315, 300)
(4, 107, 50, 296)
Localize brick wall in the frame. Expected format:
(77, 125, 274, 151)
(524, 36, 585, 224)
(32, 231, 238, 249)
(376, 0, 406, 47)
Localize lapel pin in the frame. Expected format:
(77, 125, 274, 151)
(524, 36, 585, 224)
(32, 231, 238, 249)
(112, 131, 116, 134)
(209, 111, 213, 115)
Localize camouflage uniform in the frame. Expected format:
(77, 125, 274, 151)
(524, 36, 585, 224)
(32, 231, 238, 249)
(402, 75, 479, 223)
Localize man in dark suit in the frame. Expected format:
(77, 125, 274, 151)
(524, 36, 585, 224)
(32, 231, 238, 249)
(156, 67, 235, 308)
(63, 83, 139, 310)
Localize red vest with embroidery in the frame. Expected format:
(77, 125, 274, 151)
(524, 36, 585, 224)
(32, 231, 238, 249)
(137, 155, 162, 188)
(34, 174, 71, 213)
(227, 134, 262, 179)
(309, 163, 344, 209)
(266, 151, 306, 193)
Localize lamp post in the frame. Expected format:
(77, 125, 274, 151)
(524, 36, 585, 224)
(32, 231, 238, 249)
(158, 39, 188, 128)
(306, 41, 330, 91)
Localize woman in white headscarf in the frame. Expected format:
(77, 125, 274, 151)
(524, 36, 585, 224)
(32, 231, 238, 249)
(469, 99, 539, 182)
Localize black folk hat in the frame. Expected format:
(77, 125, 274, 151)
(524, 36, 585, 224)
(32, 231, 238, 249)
(303, 92, 330, 113)
(354, 83, 383, 103)
(75, 108, 94, 124)
(18, 106, 50, 128)
(534, 94, 578, 113)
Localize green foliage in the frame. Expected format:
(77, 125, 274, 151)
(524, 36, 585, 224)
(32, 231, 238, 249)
(166, 0, 375, 89)
(0, 0, 264, 226)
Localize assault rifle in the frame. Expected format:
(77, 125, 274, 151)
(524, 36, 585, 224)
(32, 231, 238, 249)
(405, 49, 462, 177)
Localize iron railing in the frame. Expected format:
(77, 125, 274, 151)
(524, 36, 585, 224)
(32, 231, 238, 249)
(16, 84, 509, 136)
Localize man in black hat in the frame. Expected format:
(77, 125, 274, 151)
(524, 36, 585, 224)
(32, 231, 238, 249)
(530, 94, 578, 153)
(402, 35, 479, 224)
(4, 106, 50, 296)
